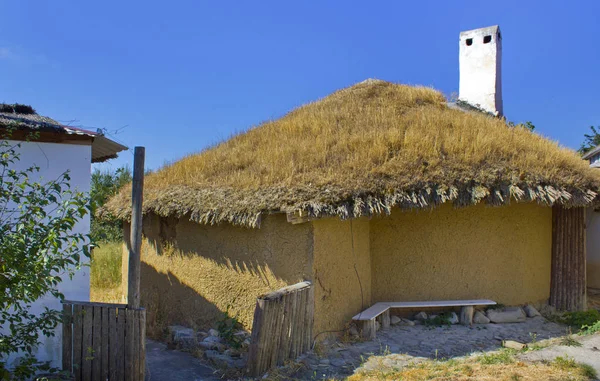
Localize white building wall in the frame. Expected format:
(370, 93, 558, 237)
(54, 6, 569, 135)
(3, 141, 92, 368)
(586, 208, 600, 289)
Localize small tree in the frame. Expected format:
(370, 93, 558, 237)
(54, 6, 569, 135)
(90, 167, 131, 243)
(0, 131, 90, 379)
(579, 126, 600, 155)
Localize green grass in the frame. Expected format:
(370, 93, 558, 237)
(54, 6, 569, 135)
(552, 356, 598, 379)
(90, 241, 122, 290)
(478, 349, 517, 365)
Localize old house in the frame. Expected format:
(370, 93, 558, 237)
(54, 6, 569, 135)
(0, 104, 127, 367)
(582, 146, 600, 289)
(104, 26, 600, 337)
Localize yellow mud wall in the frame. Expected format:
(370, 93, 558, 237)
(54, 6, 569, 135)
(586, 208, 600, 289)
(370, 203, 552, 306)
(312, 217, 371, 336)
(122, 213, 313, 335)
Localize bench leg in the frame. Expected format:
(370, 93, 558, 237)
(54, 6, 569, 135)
(380, 309, 390, 330)
(360, 319, 376, 340)
(460, 306, 474, 325)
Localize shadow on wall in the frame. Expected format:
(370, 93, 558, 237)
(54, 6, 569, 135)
(140, 261, 223, 338)
(128, 213, 313, 332)
(142, 213, 313, 285)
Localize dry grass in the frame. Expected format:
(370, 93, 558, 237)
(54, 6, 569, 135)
(90, 286, 124, 304)
(90, 241, 124, 303)
(349, 354, 596, 381)
(103, 79, 600, 227)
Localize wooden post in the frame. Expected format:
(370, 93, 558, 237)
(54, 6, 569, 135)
(360, 319, 376, 340)
(380, 310, 391, 329)
(550, 206, 587, 311)
(460, 306, 474, 325)
(128, 147, 145, 309)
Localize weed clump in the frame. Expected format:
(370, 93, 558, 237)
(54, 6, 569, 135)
(216, 307, 244, 349)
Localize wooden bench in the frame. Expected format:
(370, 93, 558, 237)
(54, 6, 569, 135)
(352, 299, 496, 339)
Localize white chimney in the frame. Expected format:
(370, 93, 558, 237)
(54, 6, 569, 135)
(459, 25, 503, 117)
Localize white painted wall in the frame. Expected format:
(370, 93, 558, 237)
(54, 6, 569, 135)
(2, 141, 92, 368)
(586, 208, 600, 289)
(459, 25, 503, 117)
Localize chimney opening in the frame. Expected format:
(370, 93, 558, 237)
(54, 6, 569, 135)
(483, 35, 492, 44)
(466, 38, 473, 46)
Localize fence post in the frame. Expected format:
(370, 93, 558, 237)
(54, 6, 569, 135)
(128, 147, 145, 309)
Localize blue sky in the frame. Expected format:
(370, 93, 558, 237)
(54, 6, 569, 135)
(1, 1, 599, 171)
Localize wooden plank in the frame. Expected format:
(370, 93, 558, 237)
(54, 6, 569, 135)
(352, 300, 497, 320)
(101, 307, 109, 381)
(62, 303, 73, 375)
(109, 308, 118, 381)
(269, 297, 285, 368)
(304, 285, 314, 353)
(139, 309, 147, 381)
(387, 299, 497, 308)
(258, 298, 275, 374)
(247, 299, 265, 376)
(128, 147, 145, 309)
(276, 292, 293, 366)
(294, 289, 306, 358)
(352, 303, 389, 321)
(81, 306, 93, 381)
(125, 309, 136, 379)
(73, 304, 83, 381)
(286, 211, 313, 225)
(91, 307, 102, 381)
(260, 281, 312, 300)
(132, 309, 140, 381)
(288, 290, 299, 360)
(293, 289, 303, 356)
(62, 300, 127, 309)
(115, 308, 126, 381)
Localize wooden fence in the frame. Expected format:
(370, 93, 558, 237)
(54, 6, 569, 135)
(247, 281, 313, 376)
(62, 300, 146, 381)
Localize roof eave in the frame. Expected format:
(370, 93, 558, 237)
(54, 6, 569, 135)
(91, 135, 127, 163)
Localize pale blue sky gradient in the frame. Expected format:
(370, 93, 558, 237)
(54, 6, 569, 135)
(1, 1, 599, 170)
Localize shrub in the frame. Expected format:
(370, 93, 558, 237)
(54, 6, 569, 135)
(424, 312, 452, 327)
(559, 310, 600, 329)
(0, 132, 89, 378)
(580, 320, 600, 336)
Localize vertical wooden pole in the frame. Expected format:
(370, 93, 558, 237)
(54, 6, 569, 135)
(128, 147, 145, 309)
(550, 206, 587, 311)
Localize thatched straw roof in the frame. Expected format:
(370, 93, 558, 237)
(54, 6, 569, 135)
(102, 80, 600, 227)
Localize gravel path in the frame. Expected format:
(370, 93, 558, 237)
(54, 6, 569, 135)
(296, 317, 568, 379)
(145, 340, 219, 381)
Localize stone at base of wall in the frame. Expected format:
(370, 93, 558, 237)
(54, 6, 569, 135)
(168, 325, 251, 369)
(487, 307, 527, 323)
